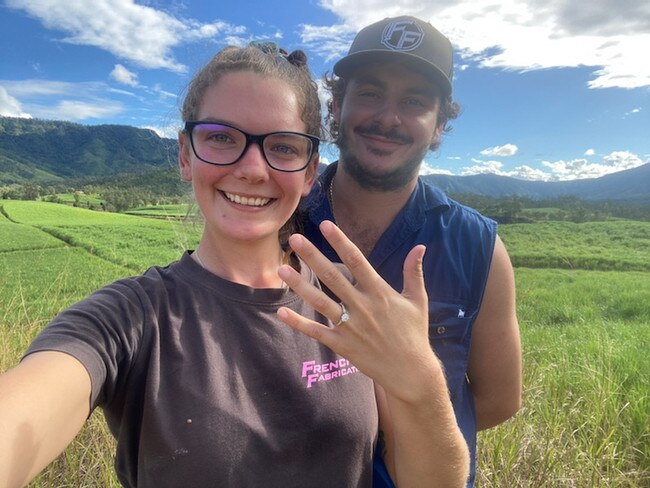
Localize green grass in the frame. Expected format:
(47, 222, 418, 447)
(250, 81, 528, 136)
(1, 203, 649, 487)
(500, 220, 650, 271)
(0, 201, 198, 488)
(0, 221, 66, 252)
(476, 268, 650, 487)
(1, 200, 202, 271)
(124, 203, 193, 218)
(2, 200, 136, 225)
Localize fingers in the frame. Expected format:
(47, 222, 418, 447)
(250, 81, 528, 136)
(286, 232, 357, 299)
(318, 221, 383, 289)
(401, 245, 428, 306)
(277, 306, 340, 352)
(277, 307, 325, 340)
(278, 264, 345, 323)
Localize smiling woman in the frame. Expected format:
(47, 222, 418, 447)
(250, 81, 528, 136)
(0, 42, 469, 488)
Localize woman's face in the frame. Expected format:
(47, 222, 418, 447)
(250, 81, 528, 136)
(179, 71, 318, 246)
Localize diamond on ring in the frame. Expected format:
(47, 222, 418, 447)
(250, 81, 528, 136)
(335, 302, 350, 326)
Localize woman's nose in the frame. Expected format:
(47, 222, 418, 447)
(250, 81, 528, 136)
(232, 142, 270, 182)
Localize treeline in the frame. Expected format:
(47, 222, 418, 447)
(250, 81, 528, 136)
(0, 181, 650, 224)
(450, 193, 650, 223)
(2, 172, 648, 222)
(1, 166, 190, 212)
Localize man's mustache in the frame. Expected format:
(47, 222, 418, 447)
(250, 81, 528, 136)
(354, 124, 413, 145)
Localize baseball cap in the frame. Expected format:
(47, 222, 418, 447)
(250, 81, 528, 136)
(333, 16, 453, 97)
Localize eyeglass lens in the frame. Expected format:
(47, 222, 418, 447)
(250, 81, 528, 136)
(190, 123, 313, 171)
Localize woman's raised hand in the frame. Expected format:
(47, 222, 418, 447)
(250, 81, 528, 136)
(277, 220, 437, 401)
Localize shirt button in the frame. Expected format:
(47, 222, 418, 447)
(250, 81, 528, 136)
(436, 326, 446, 335)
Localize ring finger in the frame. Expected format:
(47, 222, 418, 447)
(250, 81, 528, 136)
(278, 264, 349, 326)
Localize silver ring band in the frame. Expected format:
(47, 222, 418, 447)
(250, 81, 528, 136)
(334, 302, 350, 326)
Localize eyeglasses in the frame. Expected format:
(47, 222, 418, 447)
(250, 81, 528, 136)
(184, 121, 320, 172)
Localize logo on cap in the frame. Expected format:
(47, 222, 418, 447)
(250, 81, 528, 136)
(381, 20, 424, 52)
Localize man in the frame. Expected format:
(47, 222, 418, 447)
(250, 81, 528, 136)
(303, 16, 522, 486)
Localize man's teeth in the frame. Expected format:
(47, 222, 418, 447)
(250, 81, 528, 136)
(224, 192, 270, 207)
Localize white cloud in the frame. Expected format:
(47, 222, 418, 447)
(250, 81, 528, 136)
(509, 165, 552, 182)
(420, 163, 454, 175)
(0, 79, 101, 97)
(315, 78, 333, 134)
(480, 143, 518, 157)
(111, 64, 139, 87)
(5, 0, 247, 72)
(0, 79, 125, 121)
(542, 150, 647, 180)
(603, 150, 646, 170)
(37, 100, 124, 120)
(310, 0, 650, 89)
(459, 151, 650, 182)
(0, 86, 32, 118)
(300, 24, 355, 62)
(143, 123, 181, 139)
(151, 84, 177, 100)
(584, 148, 595, 156)
(462, 159, 505, 176)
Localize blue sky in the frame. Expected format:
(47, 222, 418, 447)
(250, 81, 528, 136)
(1, 0, 648, 182)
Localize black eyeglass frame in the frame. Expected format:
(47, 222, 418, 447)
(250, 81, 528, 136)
(183, 121, 320, 173)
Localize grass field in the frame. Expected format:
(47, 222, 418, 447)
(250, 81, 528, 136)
(1, 200, 649, 487)
(500, 220, 650, 272)
(124, 203, 193, 218)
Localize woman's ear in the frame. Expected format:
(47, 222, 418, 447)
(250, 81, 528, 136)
(301, 154, 320, 197)
(178, 131, 192, 182)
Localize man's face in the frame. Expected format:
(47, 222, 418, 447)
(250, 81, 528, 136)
(334, 62, 442, 191)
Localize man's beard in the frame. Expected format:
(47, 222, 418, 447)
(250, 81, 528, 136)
(337, 121, 430, 191)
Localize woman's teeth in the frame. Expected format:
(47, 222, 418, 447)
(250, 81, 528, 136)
(224, 192, 270, 207)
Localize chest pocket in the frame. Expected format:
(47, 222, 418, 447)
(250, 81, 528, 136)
(428, 301, 475, 396)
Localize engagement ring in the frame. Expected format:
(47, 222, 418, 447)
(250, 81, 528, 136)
(335, 302, 350, 326)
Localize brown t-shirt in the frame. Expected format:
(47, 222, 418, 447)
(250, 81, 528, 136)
(27, 252, 377, 487)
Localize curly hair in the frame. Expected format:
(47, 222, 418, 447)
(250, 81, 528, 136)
(322, 68, 460, 152)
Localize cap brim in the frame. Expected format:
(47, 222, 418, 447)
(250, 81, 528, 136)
(333, 50, 452, 98)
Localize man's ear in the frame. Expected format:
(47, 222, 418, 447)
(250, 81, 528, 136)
(430, 124, 444, 149)
(302, 154, 320, 197)
(178, 132, 192, 182)
(332, 97, 342, 124)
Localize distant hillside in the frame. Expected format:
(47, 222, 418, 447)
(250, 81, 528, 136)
(0, 116, 177, 184)
(2, 116, 648, 204)
(421, 163, 650, 203)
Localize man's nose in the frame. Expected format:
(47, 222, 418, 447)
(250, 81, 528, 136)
(372, 100, 401, 127)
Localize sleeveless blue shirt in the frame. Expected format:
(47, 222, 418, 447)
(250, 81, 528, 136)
(302, 163, 497, 487)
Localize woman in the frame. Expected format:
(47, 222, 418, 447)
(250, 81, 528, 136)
(0, 44, 468, 487)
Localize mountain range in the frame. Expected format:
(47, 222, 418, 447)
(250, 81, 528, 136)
(1, 116, 648, 203)
(421, 164, 650, 202)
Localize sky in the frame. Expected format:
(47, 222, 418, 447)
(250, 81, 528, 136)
(1, 0, 649, 182)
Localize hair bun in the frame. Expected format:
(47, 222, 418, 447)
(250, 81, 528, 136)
(286, 50, 307, 68)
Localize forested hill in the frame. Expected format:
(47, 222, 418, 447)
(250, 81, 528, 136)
(0, 116, 178, 184)
(2, 116, 648, 205)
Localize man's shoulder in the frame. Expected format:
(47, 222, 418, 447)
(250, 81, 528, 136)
(417, 177, 496, 229)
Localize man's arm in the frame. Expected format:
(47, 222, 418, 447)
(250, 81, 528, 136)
(376, 356, 469, 488)
(467, 235, 522, 430)
(0, 351, 91, 488)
